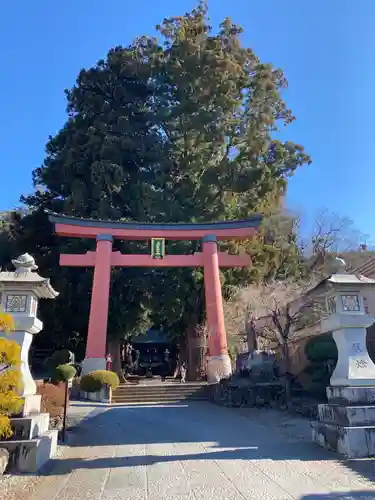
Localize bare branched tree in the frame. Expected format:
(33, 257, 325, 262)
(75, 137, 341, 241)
(300, 209, 370, 275)
(245, 279, 324, 401)
(223, 208, 367, 402)
(224, 209, 354, 340)
(223, 291, 250, 355)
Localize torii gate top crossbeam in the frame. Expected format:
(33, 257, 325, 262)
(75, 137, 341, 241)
(47, 211, 262, 240)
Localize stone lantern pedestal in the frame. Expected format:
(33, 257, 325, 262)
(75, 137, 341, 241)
(0, 254, 60, 472)
(309, 274, 375, 458)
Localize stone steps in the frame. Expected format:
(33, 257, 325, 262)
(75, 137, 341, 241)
(112, 383, 209, 403)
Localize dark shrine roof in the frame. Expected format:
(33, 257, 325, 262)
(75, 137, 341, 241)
(132, 330, 170, 344)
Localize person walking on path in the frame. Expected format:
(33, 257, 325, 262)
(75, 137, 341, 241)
(180, 362, 187, 383)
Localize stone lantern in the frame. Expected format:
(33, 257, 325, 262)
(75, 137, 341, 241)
(0, 254, 59, 407)
(312, 274, 375, 386)
(0, 254, 59, 473)
(308, 273, 375, 458)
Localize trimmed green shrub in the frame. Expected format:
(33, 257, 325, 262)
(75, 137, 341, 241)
(303, 333, 338, 400)
(54, 364, 77, 382)
(45, 349, 72, 372)
(305, 334, 337, 363)
(80, 370, 120, 393)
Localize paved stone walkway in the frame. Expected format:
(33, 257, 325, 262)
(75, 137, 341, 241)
(25, 402, 375, 499)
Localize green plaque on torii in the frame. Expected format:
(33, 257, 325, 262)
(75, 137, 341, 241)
(151, 238, 165, 259)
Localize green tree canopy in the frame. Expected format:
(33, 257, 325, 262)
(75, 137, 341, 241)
(13, 3, 310, 372)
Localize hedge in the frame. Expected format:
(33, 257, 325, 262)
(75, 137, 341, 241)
(80, 370, 120, 393)
(305, 333, 337, 363)
(54, 363, 77, 382)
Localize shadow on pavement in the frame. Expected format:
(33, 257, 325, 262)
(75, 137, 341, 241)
(300, 492, 375, 499)
(42, 447, 275, 475)
(48, 403, 375, 485)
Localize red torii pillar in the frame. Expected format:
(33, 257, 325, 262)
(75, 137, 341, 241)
(202, 235, 231, 381)
(84, 235, 113, 368)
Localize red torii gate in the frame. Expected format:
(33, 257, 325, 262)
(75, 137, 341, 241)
(48, 212, 262, 382)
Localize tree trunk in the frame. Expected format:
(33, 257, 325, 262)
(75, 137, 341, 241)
(245, 318, 257, 353)
(281, 342, 292, 406)
(108, 338, 122, 376)
(186, 324, 206, 381)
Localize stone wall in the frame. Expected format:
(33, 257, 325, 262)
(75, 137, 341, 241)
(78, 386, 111, 404)
(209, 378, 319, 419)
(209, 379, 284, 408)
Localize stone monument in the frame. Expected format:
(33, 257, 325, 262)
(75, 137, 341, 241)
(309, 274, 375, 458)
(0, 253, 59, 472)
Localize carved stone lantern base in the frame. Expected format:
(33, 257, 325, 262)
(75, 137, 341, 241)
(311, 385, 375, 458)
(12, 329, 41, 397)
(323, 313, 375, 387)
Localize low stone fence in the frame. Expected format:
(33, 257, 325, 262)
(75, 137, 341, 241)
(209, 379, 284, 408)
(209, 379, 319, 419)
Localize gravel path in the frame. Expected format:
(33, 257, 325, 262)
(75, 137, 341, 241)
(2, 401, 374, 500)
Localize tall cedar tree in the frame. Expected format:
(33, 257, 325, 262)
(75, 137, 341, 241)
(15, 3, 310, 377)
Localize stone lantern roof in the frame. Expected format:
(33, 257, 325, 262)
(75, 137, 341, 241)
(307, 273, 375, 298)
(0, 253, 59, 299)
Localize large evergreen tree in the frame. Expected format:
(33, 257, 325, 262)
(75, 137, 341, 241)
(14, 3, 310, 376)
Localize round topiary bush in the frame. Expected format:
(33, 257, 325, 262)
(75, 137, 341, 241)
(80, 370, 120, 393)
(305, 334, 337, 363)
(45, 349, 73, 372)
(54, 364, 77, 382)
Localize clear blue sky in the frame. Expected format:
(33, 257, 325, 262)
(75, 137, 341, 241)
(1, 1, 374, 238)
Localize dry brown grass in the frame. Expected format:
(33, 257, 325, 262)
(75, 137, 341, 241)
(36, 381, 66, 420)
